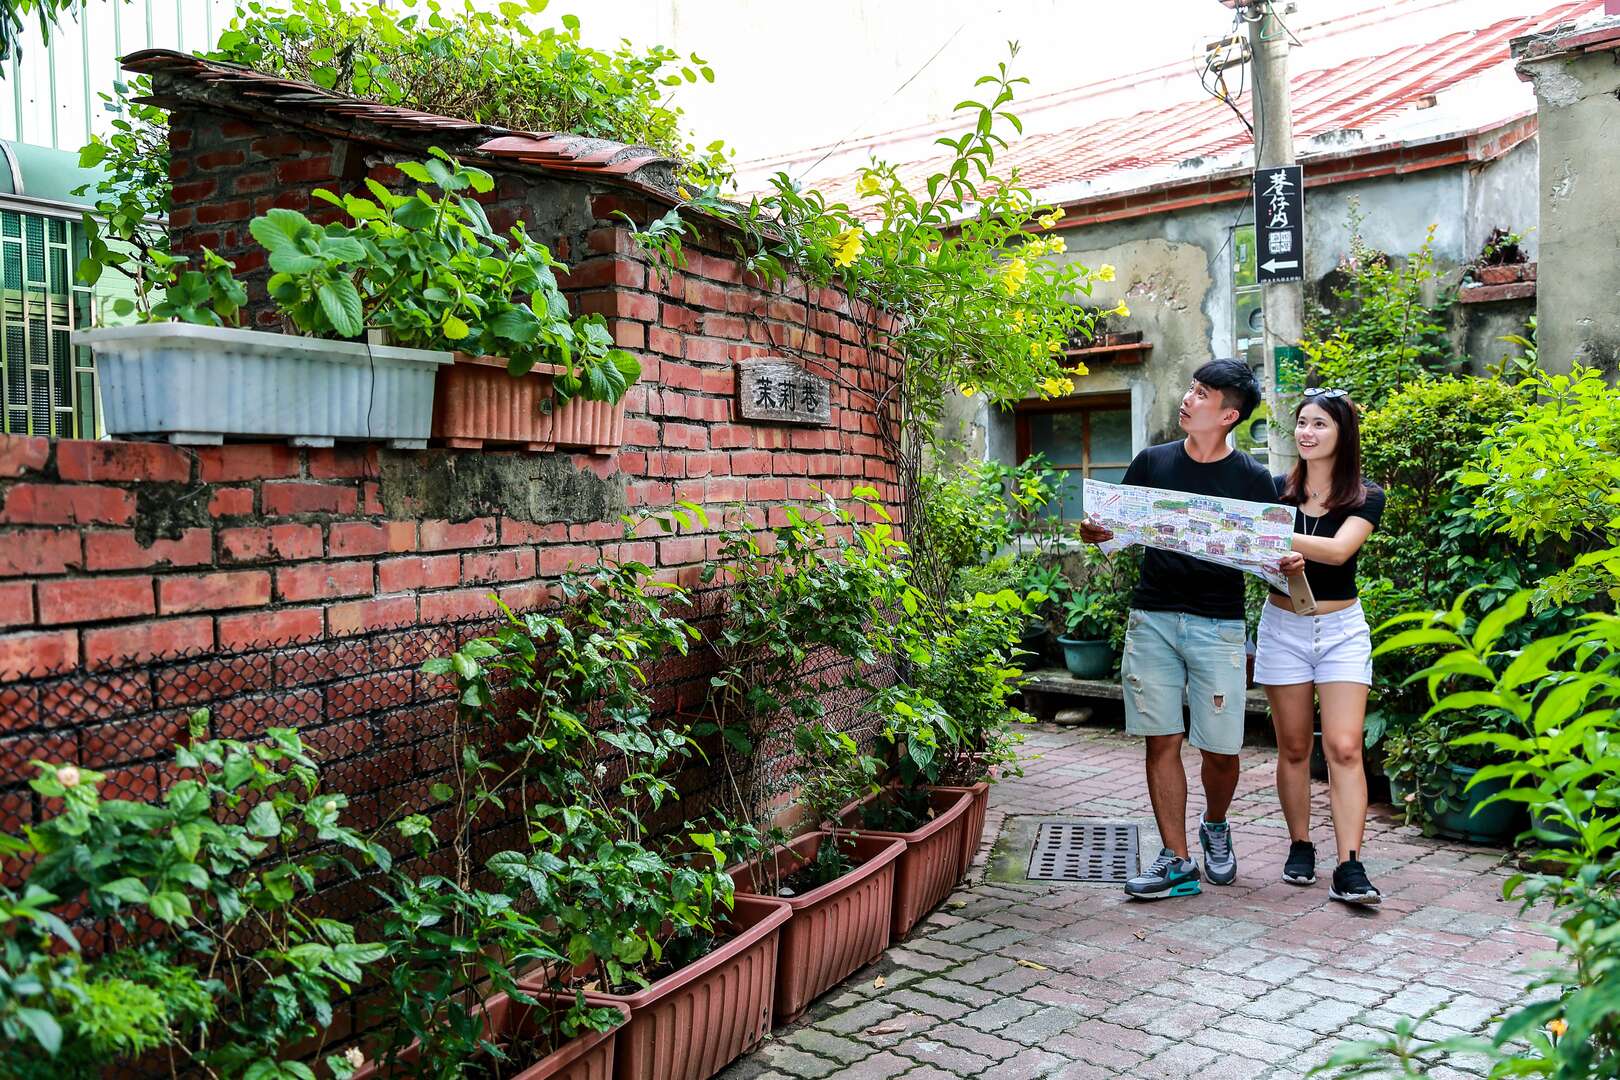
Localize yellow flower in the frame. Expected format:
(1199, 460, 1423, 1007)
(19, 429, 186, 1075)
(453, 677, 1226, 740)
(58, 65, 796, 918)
(1046, 236, 1067, 254)
(959, 384, 978, 397)
(856, 172, 881, 198)
(831, 227, 865, 267)
(1001, 257, 1028, 295)
(1096, 263, 1116, 282)
(1037, 208, 1066, 228)
(1068, 361, 1089, 377)
(1029, 340, 1043, 358)
(1041, 376, 1075, 398)
(1047, 339, 1062, 354)
(1112, 301, 1131, 318)
(1011, 309, 1026, 329)
(1548, 1019, 1568, 1039)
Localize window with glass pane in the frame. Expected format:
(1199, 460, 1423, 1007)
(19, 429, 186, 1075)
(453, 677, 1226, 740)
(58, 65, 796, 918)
(0, 209, 99, 438)
(1016, 394, 1132, 520)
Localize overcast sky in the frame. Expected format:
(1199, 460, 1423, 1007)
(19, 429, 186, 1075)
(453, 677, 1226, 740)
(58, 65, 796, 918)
(580, 0, 1392, 164)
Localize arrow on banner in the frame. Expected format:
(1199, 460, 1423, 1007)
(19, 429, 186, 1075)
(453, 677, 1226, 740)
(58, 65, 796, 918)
(1261, 258, 1299, 274)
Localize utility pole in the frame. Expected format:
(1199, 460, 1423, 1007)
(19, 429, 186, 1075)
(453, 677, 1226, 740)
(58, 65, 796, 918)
(1245, 0, 1302, 475)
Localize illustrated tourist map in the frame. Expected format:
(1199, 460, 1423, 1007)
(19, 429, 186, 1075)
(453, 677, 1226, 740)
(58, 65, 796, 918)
(1083, 478, 1296, 590)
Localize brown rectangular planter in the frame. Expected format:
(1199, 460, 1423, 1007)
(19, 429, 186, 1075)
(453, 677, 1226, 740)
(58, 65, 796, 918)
(837, 786, 975, 941)
(520, 894, 790, 1080)
(552, 392, 628, 454)
(433, 353, 561, 450)
(352, 991, 626, 1080)
(729, 830, 905, 1024)
(941, 781, 991, 882)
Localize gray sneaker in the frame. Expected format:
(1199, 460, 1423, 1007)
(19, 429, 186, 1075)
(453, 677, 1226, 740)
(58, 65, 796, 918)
(1125, 847, 1201, 900)
(1200, 817, 1237, 885)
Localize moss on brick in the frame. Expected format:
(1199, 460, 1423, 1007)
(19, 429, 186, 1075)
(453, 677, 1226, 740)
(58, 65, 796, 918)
(376, 449, 626, 525)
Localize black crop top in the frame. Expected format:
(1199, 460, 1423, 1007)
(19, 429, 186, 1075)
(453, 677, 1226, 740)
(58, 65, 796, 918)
(1267, 476, 1385, 602)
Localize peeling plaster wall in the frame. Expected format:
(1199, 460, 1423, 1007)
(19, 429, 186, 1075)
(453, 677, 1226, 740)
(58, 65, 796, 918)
(1521, 45, 1620, 373)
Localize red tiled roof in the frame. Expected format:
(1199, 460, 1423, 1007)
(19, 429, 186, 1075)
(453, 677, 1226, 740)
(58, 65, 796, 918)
(805, 2, 1601, 214)
(122, 49, 678, 193)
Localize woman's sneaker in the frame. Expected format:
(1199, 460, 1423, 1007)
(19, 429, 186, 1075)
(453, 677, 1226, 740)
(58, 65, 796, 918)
(1329, 855, 1382, 905)
(1282, 840, 1316, 885)
(1125, 848, 1201, 900)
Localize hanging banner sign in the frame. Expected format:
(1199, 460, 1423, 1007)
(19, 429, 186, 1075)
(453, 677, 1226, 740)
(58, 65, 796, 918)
(1253, 164, 1304, 284)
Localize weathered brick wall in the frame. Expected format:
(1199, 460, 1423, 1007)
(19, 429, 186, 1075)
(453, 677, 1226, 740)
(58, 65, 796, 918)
(0, 104, 901, 851)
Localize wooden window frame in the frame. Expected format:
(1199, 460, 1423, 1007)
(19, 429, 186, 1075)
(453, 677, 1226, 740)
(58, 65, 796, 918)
(1014, 392, 1132, 518)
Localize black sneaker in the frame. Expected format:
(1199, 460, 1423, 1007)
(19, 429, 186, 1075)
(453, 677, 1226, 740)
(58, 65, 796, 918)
(1329, 856, 1382, 905)
(1282, 840, 1316, 886)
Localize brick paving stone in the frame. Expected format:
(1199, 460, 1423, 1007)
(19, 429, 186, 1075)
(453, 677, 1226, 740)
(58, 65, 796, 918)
(905, 976, 997, 1007)
(728, 729, 1556, 1079)
(885, 988, 975, 1022)
(892, 1036, 998, 1074)
(953, 996, 1043, 1033)
(783, 1029, 870, 1065)
(998, 1004, 1090, 1045)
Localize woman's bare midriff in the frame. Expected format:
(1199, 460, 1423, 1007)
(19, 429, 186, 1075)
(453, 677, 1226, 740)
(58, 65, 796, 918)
(1269, 593, 1360, 615)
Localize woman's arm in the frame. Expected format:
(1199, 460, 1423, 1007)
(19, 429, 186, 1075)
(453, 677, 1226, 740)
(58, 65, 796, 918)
(1290, 516, 1374, 566)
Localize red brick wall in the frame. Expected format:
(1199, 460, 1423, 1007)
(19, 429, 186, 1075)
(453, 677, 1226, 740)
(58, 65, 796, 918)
(0, 107, 901, 840)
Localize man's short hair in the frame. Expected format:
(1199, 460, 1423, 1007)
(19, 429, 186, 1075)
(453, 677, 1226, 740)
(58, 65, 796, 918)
(1192, 359, 1262, 426)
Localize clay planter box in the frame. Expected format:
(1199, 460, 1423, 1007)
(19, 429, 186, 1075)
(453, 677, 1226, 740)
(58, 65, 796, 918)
(836, 786, 975, 941)
(1476, 263, 1529, 285)
(433, 353, 560, 450)
(948, 781, 992, 882)
(74, 323, 451, 447)
(519, 894, 790, 1080)
(552, 393, 628, 454)
(728, 830, 905, 1024)
(352, 992, 626, 1080)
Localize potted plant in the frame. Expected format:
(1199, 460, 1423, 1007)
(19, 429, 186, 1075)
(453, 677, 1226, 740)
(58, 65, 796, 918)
(0, 718, 392, 1077)
(417, 540, 787, 1080)
(74, 150, 640, 449)
(1055, 582, 1115, 678)
(833, 686, 976, 940)
(727, 723, 904, 1024)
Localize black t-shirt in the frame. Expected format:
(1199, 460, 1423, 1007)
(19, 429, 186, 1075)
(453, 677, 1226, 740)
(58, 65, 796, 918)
(1268, 476, 1386, 602)
(1122, 441, 1278, 621)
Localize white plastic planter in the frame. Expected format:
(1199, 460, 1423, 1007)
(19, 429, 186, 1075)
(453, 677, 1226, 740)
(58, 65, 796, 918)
(73, 324, 453, 447)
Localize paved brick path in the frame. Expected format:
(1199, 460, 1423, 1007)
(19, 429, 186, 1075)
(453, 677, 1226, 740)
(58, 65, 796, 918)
(723, 725, 1552, 1079)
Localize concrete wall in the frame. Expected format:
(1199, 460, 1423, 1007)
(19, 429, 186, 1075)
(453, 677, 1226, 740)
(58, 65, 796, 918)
(1518, 33, 1620, 373)
(1464, 136, 1541, 262)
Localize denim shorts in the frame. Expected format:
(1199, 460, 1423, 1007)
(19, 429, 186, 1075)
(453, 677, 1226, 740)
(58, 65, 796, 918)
(1121, 609, 1248, 756)
(1253, 600, 1374, 686)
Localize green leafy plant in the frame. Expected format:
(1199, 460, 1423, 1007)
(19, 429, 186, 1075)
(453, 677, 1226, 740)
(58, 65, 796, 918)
(1460, 364, 1620, 606)
(626, 46, 1108, 591)
(212, 0, 732, 185)
(0, 720, 387, 1079)
(252, 149, 639, 402)
(1330, 591, 1620, 1077)
(1304, 201, 1459, 409)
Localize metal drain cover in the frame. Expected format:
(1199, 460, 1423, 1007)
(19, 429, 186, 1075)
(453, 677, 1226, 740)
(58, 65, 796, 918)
(1027, 822, 1139, 882)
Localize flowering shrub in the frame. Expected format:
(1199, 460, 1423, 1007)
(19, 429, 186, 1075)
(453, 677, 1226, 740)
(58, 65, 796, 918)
(631, 47, 1109, 587)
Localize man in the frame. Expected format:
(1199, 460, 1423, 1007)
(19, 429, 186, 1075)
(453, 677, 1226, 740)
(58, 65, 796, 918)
(1079, 359, 1275, 899)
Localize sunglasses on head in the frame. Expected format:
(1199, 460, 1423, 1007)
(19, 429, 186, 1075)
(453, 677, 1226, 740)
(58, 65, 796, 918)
(1303, 387, 1348, 400)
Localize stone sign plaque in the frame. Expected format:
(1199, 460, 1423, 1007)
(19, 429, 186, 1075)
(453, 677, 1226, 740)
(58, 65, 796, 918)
(736, 358, 832, 426)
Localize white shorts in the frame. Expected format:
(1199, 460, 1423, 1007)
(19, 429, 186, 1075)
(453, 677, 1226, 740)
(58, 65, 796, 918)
(1253, 600, 1373, 686)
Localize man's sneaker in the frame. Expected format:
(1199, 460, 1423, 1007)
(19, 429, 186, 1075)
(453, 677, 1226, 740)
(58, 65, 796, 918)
(1282, 840, 1317, 886)
(1199, 817, 1237, 885)
(1125, 848, 1201, 900)
(1329, 855, 1382, 905)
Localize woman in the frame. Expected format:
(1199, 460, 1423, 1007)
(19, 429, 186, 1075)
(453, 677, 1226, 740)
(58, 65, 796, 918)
(1256, 387, 1385, 905)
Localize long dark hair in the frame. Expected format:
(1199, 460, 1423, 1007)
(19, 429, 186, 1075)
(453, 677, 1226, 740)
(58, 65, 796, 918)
(1280, 392, 1367, 510)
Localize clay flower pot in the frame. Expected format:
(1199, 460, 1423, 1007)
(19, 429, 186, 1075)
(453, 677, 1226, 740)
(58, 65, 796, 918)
(518, 895, 790, 1080)
(351, 992, 625, 1080)
(551, 393, 628, 454)
(836, 786, 975, 941)
(729, 830, 905, 1024)
(433, 353, 560, 450)
(945, 781, 992, 882)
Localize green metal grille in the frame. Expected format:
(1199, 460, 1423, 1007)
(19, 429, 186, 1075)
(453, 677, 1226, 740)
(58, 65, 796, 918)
(0, 209, 97, 438)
